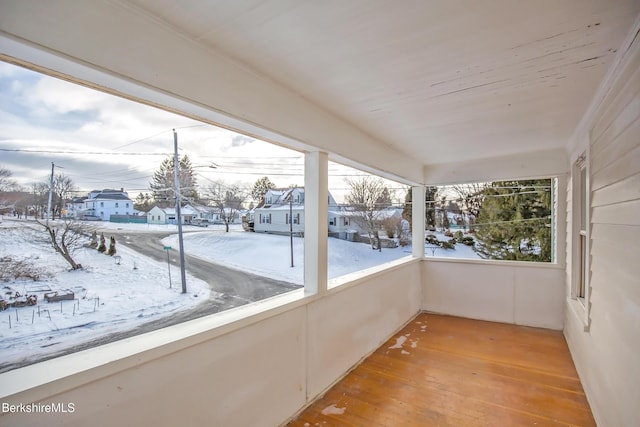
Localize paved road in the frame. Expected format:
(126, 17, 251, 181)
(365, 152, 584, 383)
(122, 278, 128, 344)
(65, 229, 301, 351)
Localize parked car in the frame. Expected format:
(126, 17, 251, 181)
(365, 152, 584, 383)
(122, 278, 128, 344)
(192, 218, 210, 227)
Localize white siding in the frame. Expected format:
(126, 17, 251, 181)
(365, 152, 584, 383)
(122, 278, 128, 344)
(565, 32, 640, 427)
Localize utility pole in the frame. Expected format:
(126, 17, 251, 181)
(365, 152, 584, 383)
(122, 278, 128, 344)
(173, 129, 187, 294)
(290, 190, 294, 267)
(46, 162, 54, 225)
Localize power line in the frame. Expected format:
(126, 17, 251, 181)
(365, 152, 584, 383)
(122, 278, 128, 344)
(0, 147, 172, 156)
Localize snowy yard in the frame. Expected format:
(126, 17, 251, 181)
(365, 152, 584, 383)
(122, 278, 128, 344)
(0, 218, 479, 371)
(0, 219, 210, 371)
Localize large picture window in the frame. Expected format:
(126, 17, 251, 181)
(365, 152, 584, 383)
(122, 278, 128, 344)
(0, 61, 305, 372)
(424, 178, 556, 262)
(327, 162, 412, 284)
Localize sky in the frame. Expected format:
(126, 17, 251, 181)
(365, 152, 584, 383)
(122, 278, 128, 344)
(0, 61, 308, 198)
(0, 61, 408, 204)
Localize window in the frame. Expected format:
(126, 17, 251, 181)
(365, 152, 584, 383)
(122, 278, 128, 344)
(0, 60, 305, 372)
(424, 179, 555, 262)
(260, 214, 271, 224)
(574, 153, 589, 302)
(327, 162, 411, 284)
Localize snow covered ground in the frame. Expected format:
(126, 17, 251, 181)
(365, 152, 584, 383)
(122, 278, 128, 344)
(0, 217, 479, 371)
(0, 219, 211, 371)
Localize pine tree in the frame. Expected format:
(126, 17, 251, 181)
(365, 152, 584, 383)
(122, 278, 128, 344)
(107, 236, 117, 256)
(375, 187, 393, 209)
(97, 233, 106, 253)
(89, 230, 98, 248)
(149, 155, 198, 207)
(251, 176, 276, 206)
(134, 192, 153, 211)
(425, 186, 438, 230)
(402, 187, 412, 225)
(473, 179, 552, 261)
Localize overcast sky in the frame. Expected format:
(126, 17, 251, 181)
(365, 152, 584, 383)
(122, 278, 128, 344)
(0, 61, 406, 203)
(0, 61, 310, 198)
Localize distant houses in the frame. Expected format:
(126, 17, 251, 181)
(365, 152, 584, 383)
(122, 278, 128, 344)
(147, 204, 244, 225)
(66, 189, 137, 221)
(60, 187, 403, 238)
(253, 187, 405, 240)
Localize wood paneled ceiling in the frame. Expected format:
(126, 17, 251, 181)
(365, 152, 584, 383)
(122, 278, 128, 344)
(124, 0, 639, 165)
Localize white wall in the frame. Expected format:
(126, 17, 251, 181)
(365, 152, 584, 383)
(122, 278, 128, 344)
(564, 21, 640, 427)
(422, 260, 565, 329)
(0, 262, 421, 427)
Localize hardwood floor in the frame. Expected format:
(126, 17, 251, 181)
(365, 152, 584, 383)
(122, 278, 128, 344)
(288, 313, 595, 427)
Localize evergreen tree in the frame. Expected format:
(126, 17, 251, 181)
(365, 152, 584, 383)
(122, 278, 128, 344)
(473, 179, 552, 261)
(149, 155, 198, 207)
(134, 192, 153, 211)
(97, 233, 106, 253)
(89, 230, 98, 248)
(375, 187, 393, 209)
(107, 236, 117, 256)
(425, 186, 438, 230)
(402, 186, 412, 225)
(251, 176, 276, 206)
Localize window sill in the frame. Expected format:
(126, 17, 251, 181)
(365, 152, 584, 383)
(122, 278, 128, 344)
(567, 297, 590, 332)
(422, 256, 564, 270)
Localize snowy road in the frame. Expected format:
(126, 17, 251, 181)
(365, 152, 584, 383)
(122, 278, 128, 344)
(107, 230, 301, 322)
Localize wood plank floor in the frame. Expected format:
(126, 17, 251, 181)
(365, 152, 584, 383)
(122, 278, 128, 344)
(287, 313, 595, 427)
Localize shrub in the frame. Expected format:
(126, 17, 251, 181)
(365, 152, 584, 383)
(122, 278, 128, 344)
(0, 256, 51, 282)
(441, 239, 456, 250)
(425, 234, 439, 245)
(460, 236, 475, 246)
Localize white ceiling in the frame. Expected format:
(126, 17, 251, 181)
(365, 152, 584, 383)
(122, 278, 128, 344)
(124, 0, 639, 166)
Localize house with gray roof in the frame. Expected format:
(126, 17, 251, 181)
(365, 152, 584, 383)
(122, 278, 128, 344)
(66, 188, 136, 221)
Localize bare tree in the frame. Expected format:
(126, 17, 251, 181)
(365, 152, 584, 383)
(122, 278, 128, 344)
(0, 166, 18, 192)
(344, 175, 389, 251)
(30, 182, 50, 219)
(207, 180, 248, 232)
(36, 218, 87, 270)
(53, 173, 77, 219)
(450, 182, 487, 232)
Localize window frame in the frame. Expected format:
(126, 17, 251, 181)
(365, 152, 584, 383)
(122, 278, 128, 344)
(571, 151, 591, 328)
(423, 177, 559, 264)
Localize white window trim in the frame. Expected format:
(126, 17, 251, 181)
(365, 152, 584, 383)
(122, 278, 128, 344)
(570, 150, 591, 330)
(421, 177, 560, 265)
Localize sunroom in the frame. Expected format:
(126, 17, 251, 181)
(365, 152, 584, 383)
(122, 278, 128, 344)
(0, 1, 639, 426)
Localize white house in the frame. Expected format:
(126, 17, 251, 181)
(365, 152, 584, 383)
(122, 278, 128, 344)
(147, 205, 194, 225)
(67, 189, 135, 221)
(328, 206, 404, 235)
(254, 188, 339, 234)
